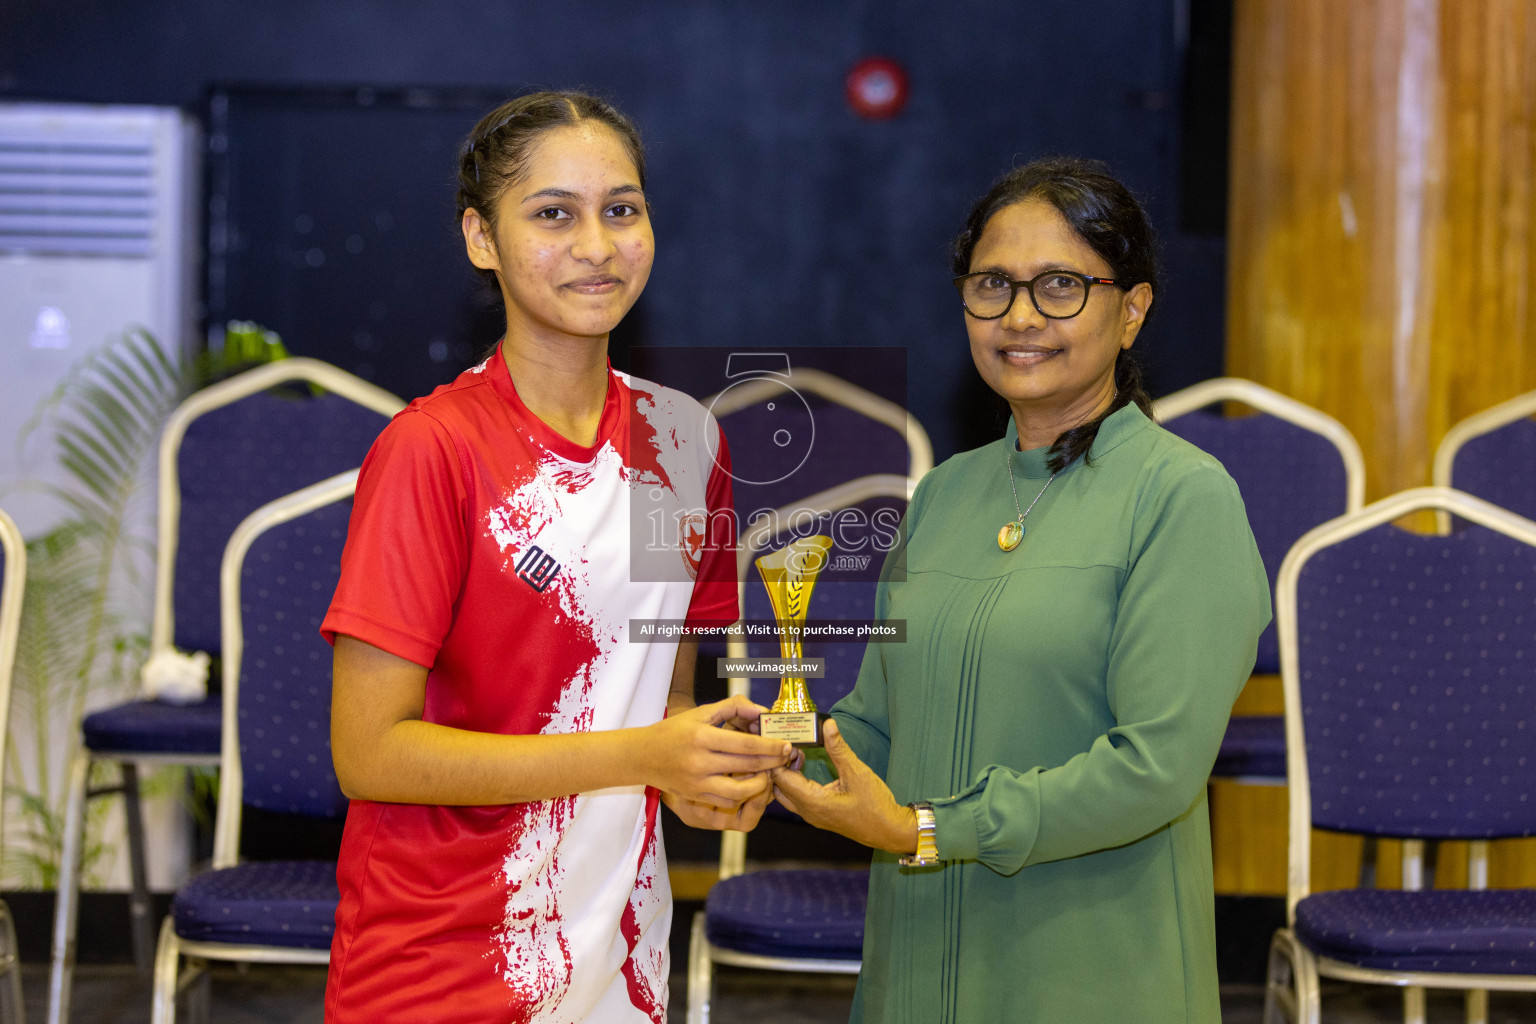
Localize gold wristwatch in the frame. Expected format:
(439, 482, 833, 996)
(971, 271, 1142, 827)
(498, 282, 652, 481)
(899, 802, 939, 866)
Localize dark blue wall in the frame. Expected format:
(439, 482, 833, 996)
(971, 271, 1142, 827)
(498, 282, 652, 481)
(0, 0, 1227, 460)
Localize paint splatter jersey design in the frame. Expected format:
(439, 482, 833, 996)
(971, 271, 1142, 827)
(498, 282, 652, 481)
(321, 348, 737, 1023)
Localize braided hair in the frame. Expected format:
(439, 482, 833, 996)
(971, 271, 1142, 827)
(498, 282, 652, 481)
(456, 91, 647, 290)
(951, 157, 1159, 473)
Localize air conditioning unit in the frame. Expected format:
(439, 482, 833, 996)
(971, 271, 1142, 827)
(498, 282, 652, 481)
(0, 103, 199, 893)
(0, 102, 199, 536)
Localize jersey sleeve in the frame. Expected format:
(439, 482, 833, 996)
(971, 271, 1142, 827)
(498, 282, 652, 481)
(683, 424, 739, 629)
(321, 409, 469, 668)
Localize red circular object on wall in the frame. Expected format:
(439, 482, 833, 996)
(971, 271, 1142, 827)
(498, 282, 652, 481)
(846, 57, 909, 119)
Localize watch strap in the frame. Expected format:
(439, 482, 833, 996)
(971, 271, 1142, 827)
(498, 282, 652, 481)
(898, 801, 939, 866)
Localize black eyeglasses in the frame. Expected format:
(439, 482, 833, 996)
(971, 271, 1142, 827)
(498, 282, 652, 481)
(953, 270, 1122, 320)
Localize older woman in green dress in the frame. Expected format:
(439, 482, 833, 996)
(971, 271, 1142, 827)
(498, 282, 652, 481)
(772, 158, 1270, 1023)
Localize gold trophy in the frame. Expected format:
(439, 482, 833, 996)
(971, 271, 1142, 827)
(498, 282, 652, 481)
(754, 535, 834, 747)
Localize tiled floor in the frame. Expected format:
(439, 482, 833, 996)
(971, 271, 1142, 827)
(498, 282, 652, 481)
(19, 963, 1536, 1022)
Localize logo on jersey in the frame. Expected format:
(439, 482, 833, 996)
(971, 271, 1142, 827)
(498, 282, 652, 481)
(679, 512, 705, 581)
(515, 544, 563, 593)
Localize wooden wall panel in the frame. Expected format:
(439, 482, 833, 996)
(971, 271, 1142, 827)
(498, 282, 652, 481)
(1429, 0, 1536, 440)
(1231, 0, 1536, 493)
(1219, 0, 1536, 896)
(1229, 0, 1431, 500)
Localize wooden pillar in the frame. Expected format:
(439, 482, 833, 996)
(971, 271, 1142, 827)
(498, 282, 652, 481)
(1228, 0, 1536, 499)
(1216, 0, 1536, 895)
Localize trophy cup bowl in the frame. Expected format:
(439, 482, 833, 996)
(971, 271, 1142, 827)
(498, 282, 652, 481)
(754, 534, 834, 747)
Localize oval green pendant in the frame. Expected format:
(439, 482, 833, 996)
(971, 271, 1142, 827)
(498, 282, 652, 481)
(998, 521, 1023, 551)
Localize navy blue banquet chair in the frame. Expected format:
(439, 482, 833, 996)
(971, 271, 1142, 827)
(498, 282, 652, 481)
(49, 360, 401, 1024)
(687, 474, 915, 1024)
(701, 362, 932, 515)
(1263, 487, 1536, 1024)
(0, 508, 26, 1023)
(1154, 378, 1365, 783)
(697, 362, 930, 668)
(150, 469, 356, 1024)
(1434, 388, 1536, 522)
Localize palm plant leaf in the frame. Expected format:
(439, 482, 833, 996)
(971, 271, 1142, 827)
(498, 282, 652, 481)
(4, 322, 289, 887)
(4, 327, 190, 885)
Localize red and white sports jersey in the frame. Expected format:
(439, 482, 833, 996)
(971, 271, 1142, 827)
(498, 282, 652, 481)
(321, 346, 737, 1023)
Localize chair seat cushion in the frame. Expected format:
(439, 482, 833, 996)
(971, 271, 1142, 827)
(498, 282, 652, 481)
(705, 868, 867, 961)
(82, 698, 223, 754)
(1295, 888, 1536, 975)
(171, 860, 338, 949)
(1212, 715, 1286, 779)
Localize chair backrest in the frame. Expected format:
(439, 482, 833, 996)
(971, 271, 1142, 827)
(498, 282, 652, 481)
(1433, 389, 1536, 521)
(741, 576, 882, 712)
(704, 367, 932, 524)
(719, 473, 914, 877)
(1154, 377, 1365, 674)
(154, 358, 403, 657)
(1277, 487, 1536, 913)
(0, 508, 24, 807)
(211, 470, 357, 868)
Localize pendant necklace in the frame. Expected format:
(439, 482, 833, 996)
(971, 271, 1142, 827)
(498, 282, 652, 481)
(999, 451, 1056, 552)
(998, 388, 1112, 551)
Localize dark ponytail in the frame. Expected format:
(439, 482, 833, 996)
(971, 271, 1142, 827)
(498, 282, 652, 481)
(1042, 351, 1151, 473)
(951, 157, 1158, 473)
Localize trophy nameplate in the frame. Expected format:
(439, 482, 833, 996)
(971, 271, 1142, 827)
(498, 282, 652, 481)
(755, 535, 833, 747)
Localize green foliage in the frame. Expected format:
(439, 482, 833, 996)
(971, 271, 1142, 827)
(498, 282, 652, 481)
(2, 322, 287, 887)
(4, 328, 185, 886)
(197, 320, 290, 386)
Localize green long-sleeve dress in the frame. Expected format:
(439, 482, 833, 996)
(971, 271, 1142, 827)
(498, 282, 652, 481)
(825, 402, 1270, 1023)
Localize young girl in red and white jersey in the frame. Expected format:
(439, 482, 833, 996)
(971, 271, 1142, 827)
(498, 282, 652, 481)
(322, 91, 789, 1023)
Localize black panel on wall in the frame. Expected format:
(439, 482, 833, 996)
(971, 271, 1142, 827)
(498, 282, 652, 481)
(207, 87, 507, 401)
(1179, 0, 1234, 237)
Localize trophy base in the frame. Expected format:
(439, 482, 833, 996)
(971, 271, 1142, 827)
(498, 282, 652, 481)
(759, 710, 827, 748)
